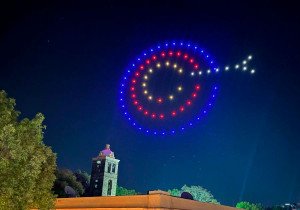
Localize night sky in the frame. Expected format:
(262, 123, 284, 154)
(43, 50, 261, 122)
(1, 1, 299, 206)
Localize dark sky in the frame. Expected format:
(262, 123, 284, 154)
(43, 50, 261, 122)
(1, 1, 299, 206)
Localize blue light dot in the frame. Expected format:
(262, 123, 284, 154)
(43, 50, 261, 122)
(144, 53, 147, 56)
(206, 55, 209, 58)
(137, 58, 140, 61)
(201, 50, 204, 53)
(128, 118, 131, 120)
(124, 112, 127, 115)
(213, 95, 215, 98)
(132, 64, 135, 67)
(189, 123, 193, 126)
(150, 49, 153, 52)
(122, 105, 125, 108)
(187, 44, 190, 47)
(214, 87, 217, 90)
(210, 61, 213, 64)
(194, 46, 197, 49)
(157, 46, 161, 49)
(127, 70, 130, 73)
(165, 43, 168, 46)
(124, 77, 127, 80)
(120, 99, 123, 101)
(172, 130, 175, 133)
(173, 42, 175, 45)
(139, 127, 142, 130)
(181, 127, 185, 130)
(203, 110, 207, 114)
(146, 130, 149, 133)
(162, 132, 165, 135)
(154, 132, 157, 135)
(197, 117, 200, 120)
(132, 123, 135, 126)
(121, 84, 124, 87)
(209, 103, 212, 106)
(180, 42, 183, 45)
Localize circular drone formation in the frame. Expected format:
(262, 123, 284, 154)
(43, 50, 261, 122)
(119, 41, 255, 135)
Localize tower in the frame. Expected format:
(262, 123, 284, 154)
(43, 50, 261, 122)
(90, 144, 120, 196)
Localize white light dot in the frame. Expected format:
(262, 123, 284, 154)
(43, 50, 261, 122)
(207, 69, 211, 74)
(243, 66, 247, 71)
(199, 71, 202, 75)
(191, 72, 195, 76)
(251, 69, 255, 74)
(225, 66, 229, 71)
(235, 64, 240, 69)
(215, 68, 219, 72)
(243, 60, 247, 65)
(248, 55, 252, 60)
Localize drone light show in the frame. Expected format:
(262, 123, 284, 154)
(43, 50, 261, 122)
(119, 41, 255, 135)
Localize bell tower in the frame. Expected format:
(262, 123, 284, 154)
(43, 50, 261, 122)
(90, 144, 120, 196)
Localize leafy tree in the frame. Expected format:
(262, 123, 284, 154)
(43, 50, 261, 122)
(53, 169, 84, 197)
(168, 185, 220, 204)
(116, 186, 138, 196)
(74, 170, 90, 196)
(236, 201, 264, 210)
(0, 90, 57, 210)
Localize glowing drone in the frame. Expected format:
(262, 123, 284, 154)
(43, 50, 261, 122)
(119, 41, 255, 135)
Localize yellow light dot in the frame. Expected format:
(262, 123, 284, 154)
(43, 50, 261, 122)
(169, 95, 174, 100)
(177, 86, 182, 91)
(144, 90, 148, 95)
(149, 68, 153, 73)
(156, 63, 161, 68)
(165, 61, 170, 66)
(142, 83, 147, 87)
(148, 95, 153, 100)
(173, 64, 177, 69)
(178, 68, 183, 74)
(144, 75, 148, 80)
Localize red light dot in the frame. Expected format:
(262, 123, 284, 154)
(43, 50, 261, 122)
(171, 111, 177, 116)
(133, 100, 138, 105)
(168, 51, 173, 56)
(138, 106, 143, 111)
(132, 79, 136, 84)
(195, 84, 201, 91)
(176, 51, 181, 56)
(144, 110, 149, 115)
(161, 52, 166, 57)
(152, 55, 157, 60)
(140, 65, 144, 70)
(184, 54, 188, 59)
(130, 87, 135, 91)
(186, 100, 192, 106)
(131, 94, 136, 98)
(135, 72, 140, 77)
(189, 59, 194, 63)
(192, 93, 197, 98)
(159, 114, 164, 119)
(194, 64, 199, 69)
(180, 106, 185, 112)
(146, 60, 150, 64)
(151, 113, 156, 118)
(157, 97, 163, 103)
